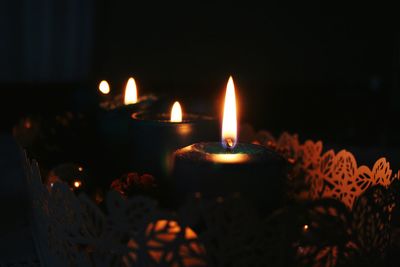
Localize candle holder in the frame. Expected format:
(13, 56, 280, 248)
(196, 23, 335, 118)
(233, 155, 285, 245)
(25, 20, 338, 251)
(21, 125, 400, 267)
(240, 124, 398, 207)
(240, 124, 400, 266)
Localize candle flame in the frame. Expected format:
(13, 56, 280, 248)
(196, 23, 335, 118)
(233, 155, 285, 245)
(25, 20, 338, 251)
(99, 80, 110, 94)
(73, 180, 82, 188)
(170, 101, 182, 122)
(222, 76, 237, 149)
(124, 77, 138, 105)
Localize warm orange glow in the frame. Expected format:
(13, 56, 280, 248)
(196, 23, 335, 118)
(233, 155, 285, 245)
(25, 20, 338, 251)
(73, 180, 82, 188)
(170, 101, 182, 122)
(24, 119, 32, 129)
(124, 77, 138, 105)
(210, 153, 249, 163)
(177, 124, 192, 135)
(98, 80, 110, 94)
(143, 220, 206, 266)
(222, 76, 237, 149)
(185, 227, 198, 239)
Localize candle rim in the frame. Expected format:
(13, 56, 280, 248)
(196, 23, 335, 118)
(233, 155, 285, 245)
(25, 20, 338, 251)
(174, 142, 283, 164)
(131, 111, 215, 124)
(190, 142, 270, 155)
(100, 94, 157, 111)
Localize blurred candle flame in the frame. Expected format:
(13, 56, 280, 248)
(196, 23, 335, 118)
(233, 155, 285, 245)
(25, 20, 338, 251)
(124, 77, 138, 105)
(222, 76, 237, 149)
(170, 101, 182, 122)
(99, 80, 110, 94)
(73, 180, 82, 188)
(24, 119, 32, 129)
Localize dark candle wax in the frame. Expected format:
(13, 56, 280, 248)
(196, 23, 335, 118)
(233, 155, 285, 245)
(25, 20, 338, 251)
(97, 95, 158, 176)
(129, 112, 219, 180)
(172, 142, 288, 212)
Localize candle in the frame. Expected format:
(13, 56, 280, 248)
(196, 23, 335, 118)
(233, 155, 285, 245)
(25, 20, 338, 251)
(98, 78, 156, 111)
(128, 101, 219, 180)
(97, 77, 158, 174)
(98, 77, 147, 140)
(172, 77, 287, 211)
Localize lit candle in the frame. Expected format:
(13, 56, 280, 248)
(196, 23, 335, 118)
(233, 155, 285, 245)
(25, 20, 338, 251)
(172, 76, 287, 211)
(102, 77, 157, 119)
(98, 77, 157, 110)
(99, 80, 110, 95)
(128, 101, 219, 180)
(97, 80, 113, 110)
(96, 80, 113, 110)
(97, 77, 159, 175)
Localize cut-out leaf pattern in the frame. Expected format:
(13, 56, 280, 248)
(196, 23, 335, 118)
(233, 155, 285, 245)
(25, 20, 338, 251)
(22, 126, 400, 267)
(243, 124, 398, 210)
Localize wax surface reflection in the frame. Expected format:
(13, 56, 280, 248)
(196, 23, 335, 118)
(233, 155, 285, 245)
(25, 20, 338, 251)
(210, 153, 249, 163)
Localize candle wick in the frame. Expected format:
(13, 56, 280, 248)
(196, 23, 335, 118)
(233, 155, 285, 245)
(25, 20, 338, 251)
(225, 138, 234, 151)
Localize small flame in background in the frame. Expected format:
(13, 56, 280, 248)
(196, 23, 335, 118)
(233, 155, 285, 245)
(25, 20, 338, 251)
(73, 180, 82, 189)
(170, 101, 183, 122)
(222, 76, 237, 149)
(99, 80, 110, 94)
(124, 77, 138, 105)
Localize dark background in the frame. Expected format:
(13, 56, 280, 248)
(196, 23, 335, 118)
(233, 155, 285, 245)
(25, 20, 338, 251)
(1, 1, 399, 162)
